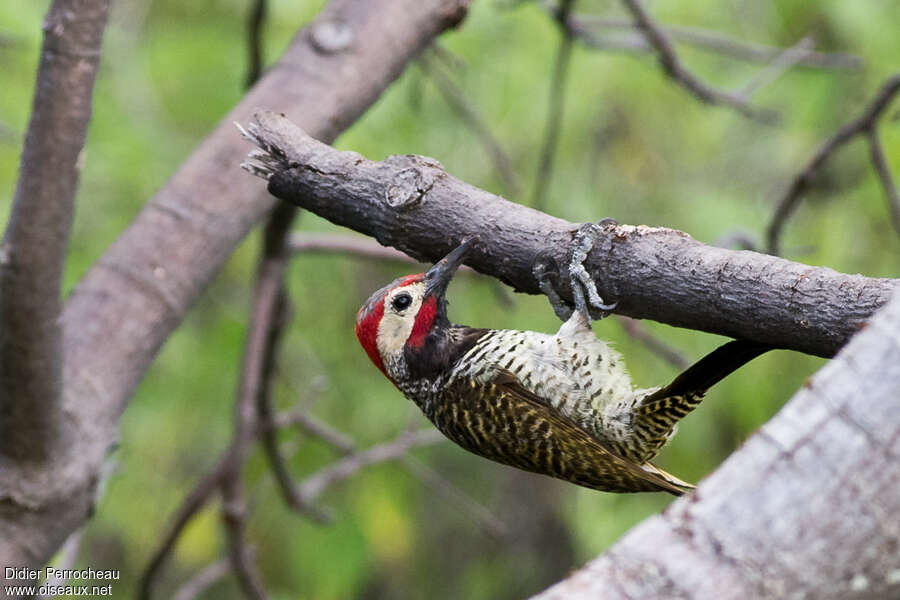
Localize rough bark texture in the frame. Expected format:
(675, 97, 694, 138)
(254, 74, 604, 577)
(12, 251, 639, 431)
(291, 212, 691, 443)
(0, 2, 111, 591)
(0, 0, 471, 571)
(532, 287, 900, 600)
(0, 0, 110, 461)
(241, 111, 898, 358)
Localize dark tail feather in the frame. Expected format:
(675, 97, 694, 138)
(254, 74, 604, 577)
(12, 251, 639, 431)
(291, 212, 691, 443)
(643, 339, 774, 403)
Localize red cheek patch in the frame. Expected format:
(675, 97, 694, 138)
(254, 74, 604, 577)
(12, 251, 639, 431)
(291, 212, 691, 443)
(407, 295, 437, 348)
(356, 300, 387, 376)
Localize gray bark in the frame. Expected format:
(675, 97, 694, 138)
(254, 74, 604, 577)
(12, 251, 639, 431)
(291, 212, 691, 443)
(532, 286, 900, 600)
(240, 111, 898, 358)
(0, 0, 110, 461)
(0, 0, 471, 571)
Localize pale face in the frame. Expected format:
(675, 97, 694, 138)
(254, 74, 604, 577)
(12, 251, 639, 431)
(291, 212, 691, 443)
(376, 281, 427, 361)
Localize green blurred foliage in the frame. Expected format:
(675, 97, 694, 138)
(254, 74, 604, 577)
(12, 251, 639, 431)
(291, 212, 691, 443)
(1, 0, 898, 598)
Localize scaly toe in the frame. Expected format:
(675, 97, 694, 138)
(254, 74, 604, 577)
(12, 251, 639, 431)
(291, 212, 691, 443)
(569, 222, 617, 318)
(533, 250, 574, 322)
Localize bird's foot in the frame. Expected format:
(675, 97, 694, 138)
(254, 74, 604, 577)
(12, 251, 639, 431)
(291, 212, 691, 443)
(532, 251, 573, 322)
(569, 220, 617, 321)
(533, 219, 618, 323)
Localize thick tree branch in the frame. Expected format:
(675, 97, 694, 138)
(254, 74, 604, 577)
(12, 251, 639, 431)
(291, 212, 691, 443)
(1, 0, 472, 572)
(533, 288, 900, 600)
(0, 1, 111, 588)
(0, 0, 110, 461)
(241, 111, 897, 358)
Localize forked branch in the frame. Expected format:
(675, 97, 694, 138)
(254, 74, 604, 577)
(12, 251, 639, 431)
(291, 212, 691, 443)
(767, 73, 900, 254)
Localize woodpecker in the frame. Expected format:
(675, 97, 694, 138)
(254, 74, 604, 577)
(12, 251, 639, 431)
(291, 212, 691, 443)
(355, 231, 771, 495)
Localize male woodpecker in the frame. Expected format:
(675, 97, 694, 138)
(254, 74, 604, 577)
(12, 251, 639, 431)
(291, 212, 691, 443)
(355, 231, 771, 495)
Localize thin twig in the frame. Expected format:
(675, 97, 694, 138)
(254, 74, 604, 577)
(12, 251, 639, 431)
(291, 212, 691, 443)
(273, 410, 358, 455)
(296, 429, 445, 504)
(221, 478, 267, 600)
(616, 316, 690, 370)
(253, 206, 333, 523)
(214, 205, 302, 600)
(533, 0, 577, 210)
(289, 231, 513, 313)
(865, 128, 900, 236)
(429, 42, 467, 73)
(171, 556, 233, 600)
(737, 37, 814, 100)
(39, 529, 85, 597)
(400, 455, 509, 540)
(273, 408, 506, 538)
(618, 0, 778, 123)
(287, 233, 481, 279)
(245, 0, 267, 87)
(570, 14, 859, 70)
(288, 232, 419, 262)
(713, 229, 758, 251)
(419, 50, 523, 198)
(766, 73, 900, 254)
(140, 456, 230, 600)
(142, 408, 347, 598)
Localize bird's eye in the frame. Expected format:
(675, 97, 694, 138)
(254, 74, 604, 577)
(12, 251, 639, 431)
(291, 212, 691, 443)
(391, 292, 413, 312)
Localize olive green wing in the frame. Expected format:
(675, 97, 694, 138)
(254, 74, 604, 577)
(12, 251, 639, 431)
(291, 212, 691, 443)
(429, 371, 694, 496)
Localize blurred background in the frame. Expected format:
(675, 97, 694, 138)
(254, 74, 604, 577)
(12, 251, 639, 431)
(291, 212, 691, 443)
(1, 0, 898, 598)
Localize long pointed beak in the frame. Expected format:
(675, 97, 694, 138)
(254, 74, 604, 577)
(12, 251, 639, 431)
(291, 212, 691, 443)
(424, 237, 476, 298)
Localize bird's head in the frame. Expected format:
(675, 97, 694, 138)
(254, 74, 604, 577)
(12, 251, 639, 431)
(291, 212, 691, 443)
(355, 239, 474, 382)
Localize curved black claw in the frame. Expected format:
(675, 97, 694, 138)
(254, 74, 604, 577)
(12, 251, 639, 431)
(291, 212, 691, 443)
(532, 250, 574, 322)
(597, 217, 619, 228)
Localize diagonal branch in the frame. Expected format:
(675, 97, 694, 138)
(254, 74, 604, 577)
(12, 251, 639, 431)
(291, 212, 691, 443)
(618, 0, 778, 123)
(245, 0, 268, 88)
(565, 14, 860, 70)
(616, 317, 690, 370)
(171, 556, 233, 600)
(735, 36, 814, 101)
(866, 128, 900, 235)
(766, 73, 900, 254)
(140, 456, 231, 600)
(240, 111, 897, 359)
(288, 232, 420, 262)
(532, 0, 576, 210)
(419, 49, 523, 199)
(296, 429, 445, 504)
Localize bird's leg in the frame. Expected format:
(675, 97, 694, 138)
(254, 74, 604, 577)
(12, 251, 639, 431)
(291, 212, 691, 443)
(569, 219, 617, 321)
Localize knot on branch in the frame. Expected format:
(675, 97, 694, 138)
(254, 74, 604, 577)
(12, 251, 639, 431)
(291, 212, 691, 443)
(382, 155, 444, 209)
(309, 19, 355, 54)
